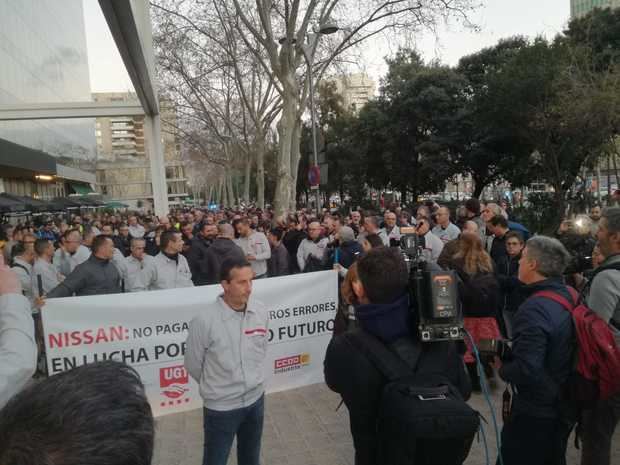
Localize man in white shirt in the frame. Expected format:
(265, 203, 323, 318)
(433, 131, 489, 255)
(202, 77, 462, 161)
(0, 256, 37, 409)
(149, 231, 193, 290)
(234, 219, 271, 279)
(432, 206, 461, 244)
(297, 221, 329, 272)
(32, 238, 63, 299)
(185, 258, 268, 465)
(416, 218, 444, 263)
(10, 243, 35, 306)
(53, 229, 90, 276)
(128, 216, 145, 239)
(124, 238, 155, 293)
(380, 211, 401, 245)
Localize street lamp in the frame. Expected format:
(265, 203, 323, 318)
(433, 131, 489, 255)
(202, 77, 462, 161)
(300, 21, 339, 213)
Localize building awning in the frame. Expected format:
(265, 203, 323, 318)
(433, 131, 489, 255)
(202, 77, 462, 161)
(105, 201, 129, 209)
(69, 183, 95, 195)
(0, 193, 27, 213)
(0, 138, 56, 174)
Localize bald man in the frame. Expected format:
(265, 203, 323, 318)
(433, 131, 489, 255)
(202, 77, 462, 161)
(297, 222, 329, 272)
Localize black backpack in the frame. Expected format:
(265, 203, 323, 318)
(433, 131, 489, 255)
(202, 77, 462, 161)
(344, 330, 479, 465)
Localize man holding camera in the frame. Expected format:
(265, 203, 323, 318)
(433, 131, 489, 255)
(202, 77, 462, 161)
(495, 236, 575, 465)
(324, 247, 471, 465)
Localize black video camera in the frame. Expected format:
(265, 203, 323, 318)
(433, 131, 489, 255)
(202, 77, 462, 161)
(399, 227, 463, 342)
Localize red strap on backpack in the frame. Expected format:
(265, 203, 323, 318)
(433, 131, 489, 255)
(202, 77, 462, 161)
(533, 287, 579, 311)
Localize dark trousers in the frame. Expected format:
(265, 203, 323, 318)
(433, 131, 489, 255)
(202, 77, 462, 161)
(202, 395, 264, 465)
(500, 413, 571, 465)
(581, 392, 620, 465)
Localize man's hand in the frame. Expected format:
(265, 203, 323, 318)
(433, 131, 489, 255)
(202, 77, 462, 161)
(247, 254, 256, 261)
(0, 255, 21, 295)
(333, 263, 343, 272)
(35, 296, 46, 309)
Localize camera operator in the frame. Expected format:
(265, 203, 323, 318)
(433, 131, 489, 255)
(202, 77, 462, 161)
(556, 217, 595, 290)
(494, 236, 575, 465)
(324, 247, 471, 465)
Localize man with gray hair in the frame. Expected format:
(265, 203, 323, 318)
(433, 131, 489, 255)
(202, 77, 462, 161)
(496, 235, 575, 465)
(202, 224, 246, 285)
(581, 207, 620, 465)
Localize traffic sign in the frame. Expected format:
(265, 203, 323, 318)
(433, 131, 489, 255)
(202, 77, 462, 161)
(308, 165, 321, 186)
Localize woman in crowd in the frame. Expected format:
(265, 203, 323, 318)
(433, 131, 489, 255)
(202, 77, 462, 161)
(444, 232, 502, 390)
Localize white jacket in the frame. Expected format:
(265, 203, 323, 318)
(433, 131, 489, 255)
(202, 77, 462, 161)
(32, 258, 62, 298)
(11, 258, 33, 305)
(148, 252, 193, 290)
(124, 255, 156, 292)
(0, 294, 36, 409)
(53, 245, 90, 276)
(185, 295, 269, 411)
(235, 232, 271, 277)
(297, 238, 329, 271)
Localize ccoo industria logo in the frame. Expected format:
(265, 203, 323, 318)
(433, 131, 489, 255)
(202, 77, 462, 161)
(159, 365, 190, 407)
(274, 353, 310, 374)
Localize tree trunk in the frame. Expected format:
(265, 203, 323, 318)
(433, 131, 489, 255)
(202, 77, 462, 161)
(274, 78, 299, 216)
(219, 176, 225, 207)
(227, 170, 235, 207)
(243, 153, 251, 204)
(256, 140, 266, 209)
(289, 118, 302, 212)
(472, 177, 486, 199)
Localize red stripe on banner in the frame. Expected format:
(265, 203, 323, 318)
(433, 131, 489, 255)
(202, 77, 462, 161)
(245, 328, 267, 335)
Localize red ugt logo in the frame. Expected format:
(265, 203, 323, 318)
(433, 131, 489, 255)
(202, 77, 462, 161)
(159, 365, 189, 399)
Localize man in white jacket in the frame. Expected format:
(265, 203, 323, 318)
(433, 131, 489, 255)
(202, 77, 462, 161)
(148, 231, 193, 290)
(0, 256, 37, 409)
(185, 258, 268, 465)
(297, 221, 329, 272)
(234, 219, 271, 279)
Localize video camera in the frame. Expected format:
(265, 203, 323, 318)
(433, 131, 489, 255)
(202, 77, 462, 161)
(398, 227, 464, 343)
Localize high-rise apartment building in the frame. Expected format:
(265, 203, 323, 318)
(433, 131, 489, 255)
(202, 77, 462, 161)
(93, 92, 188, 209)
(571, 0, 620, 18)
(332, 74, 376, 113)
(0, 0, 97, 198)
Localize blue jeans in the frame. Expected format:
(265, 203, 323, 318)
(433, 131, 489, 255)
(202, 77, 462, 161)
(202, 395, 264, 465)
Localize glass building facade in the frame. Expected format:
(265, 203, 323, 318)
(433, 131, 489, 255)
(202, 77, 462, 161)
(0, 0, 95, 159)
(571, 0, 620, 18)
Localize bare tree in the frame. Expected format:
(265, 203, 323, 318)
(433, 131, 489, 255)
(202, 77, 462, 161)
(153, 0, 476, 214)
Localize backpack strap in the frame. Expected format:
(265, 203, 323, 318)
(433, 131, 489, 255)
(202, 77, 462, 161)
(532, 287, 578, 312)
(343, 330, 420, 382)
(11, 263, 30, 276)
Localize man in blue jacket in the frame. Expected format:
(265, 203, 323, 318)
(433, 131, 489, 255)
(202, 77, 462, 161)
(496, 235, 575, 465)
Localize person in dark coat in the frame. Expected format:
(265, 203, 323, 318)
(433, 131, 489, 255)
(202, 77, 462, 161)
(267, 228, 290, 277)
(324, 247, 471, 465)
(496, 236, 575, 465)
(113, 224, 132, 257)
(201, 224, 245, 285)
(282, 217, 307, 273)
(327, 226, 363, 270)
(495, 231, 525, 338)
(42, 236, 121, 299)
(186, 224, 217, 285)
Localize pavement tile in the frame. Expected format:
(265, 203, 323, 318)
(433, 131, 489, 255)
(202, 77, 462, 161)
(153, 382, 619, 465)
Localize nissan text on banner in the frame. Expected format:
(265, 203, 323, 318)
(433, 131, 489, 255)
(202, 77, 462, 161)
(42, 270, 338, 416)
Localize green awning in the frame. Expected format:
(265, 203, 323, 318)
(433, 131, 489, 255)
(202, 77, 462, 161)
(70, 183, 95, 195)
(105, 201, 129, 209)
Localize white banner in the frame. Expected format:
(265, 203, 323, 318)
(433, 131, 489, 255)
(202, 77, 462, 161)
(42, 270, 338, 417)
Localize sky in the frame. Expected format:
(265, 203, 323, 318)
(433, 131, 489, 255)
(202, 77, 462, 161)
(83, 0, 571, 93)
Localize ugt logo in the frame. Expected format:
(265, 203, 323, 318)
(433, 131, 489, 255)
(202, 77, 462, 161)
(159, 365, 189, 399)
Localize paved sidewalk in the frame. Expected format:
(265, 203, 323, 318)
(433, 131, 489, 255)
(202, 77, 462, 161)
(153, 382, 619, 465)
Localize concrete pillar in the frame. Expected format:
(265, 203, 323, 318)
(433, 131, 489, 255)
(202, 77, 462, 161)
(144, 115, 169, 216)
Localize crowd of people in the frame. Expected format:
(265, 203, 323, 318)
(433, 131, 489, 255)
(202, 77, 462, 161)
(0, 196, 619, 465)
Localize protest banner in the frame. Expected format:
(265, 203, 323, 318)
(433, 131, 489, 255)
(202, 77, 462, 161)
(42, 270, 338, 417)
